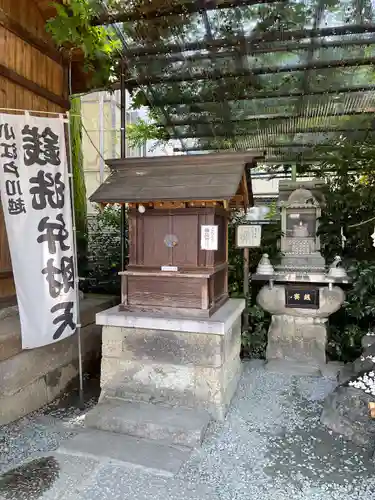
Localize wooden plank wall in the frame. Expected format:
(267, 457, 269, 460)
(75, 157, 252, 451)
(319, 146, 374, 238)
(0, 0, 69, 302)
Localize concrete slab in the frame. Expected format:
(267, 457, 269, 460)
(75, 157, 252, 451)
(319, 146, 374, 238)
(58, 429, 191, 477)
(96, 298, 245, 335)
(85, 400, 211, 448)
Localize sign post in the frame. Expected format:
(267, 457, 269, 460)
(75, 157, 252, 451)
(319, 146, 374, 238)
(236, 224, 262, 330)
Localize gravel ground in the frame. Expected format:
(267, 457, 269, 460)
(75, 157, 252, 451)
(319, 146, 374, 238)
(1, 360, 375, 500)
(0, 375, 99, 474)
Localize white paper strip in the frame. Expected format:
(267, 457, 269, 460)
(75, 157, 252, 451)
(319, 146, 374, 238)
(200, 225, 218, 251)
(0, 113, 77, 349)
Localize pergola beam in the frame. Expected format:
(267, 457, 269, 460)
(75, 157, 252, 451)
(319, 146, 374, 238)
(92, 0, 285, 26)
(142, 85, 375, 108)
(130, 35, 375, 65)
(125, 56, 375, 87)
(169, 153, 372, 165)
(173, 125, 373, 138)
(174, 142, 346, 152)
(169, 150, 354, 163)
(159, 109, 374, 127)
(242, 156, 348, 163)
(124, 24, 375, 57)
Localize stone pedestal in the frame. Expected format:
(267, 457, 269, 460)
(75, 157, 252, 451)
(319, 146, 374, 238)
(257, 284, 345, 375)
(96, 298, 245, 420)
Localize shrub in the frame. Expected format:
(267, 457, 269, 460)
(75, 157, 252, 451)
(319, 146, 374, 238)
(81, 205, 125, 296)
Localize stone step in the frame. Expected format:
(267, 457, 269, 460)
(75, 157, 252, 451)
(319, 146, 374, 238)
(58, 429, 191, 477)
(104, 378, 201, 413)
(337, 363, 355, 384)
(84, 399, 211, 448)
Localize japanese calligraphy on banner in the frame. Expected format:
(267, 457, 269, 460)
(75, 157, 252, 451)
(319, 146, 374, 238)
(0, 113, 77, 349)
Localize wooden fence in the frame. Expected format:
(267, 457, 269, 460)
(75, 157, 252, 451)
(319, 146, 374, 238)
(0, 0, 69, 303)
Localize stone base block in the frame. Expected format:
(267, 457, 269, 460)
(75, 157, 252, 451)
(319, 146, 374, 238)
(97, 299, 245, 421)
(265, 315, 327, 375)
(257, 284, 345, 376)
(265, 359, 321, 376)
(320, 361, 344, 381)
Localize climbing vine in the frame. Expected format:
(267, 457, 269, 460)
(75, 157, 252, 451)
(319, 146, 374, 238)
(126, 118, 170, 150)
(46, 0, 120, 89)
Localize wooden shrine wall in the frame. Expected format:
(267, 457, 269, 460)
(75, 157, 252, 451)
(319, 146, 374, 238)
(0, 0, 69, 302)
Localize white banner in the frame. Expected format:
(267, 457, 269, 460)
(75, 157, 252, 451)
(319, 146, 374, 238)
(0, 113, 77, 349)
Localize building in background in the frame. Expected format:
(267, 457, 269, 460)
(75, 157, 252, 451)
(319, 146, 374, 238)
(81, 90, 176, 215)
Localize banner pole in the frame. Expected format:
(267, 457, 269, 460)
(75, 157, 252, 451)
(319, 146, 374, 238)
(120, 60, 126, 271)
(65, 112, 84, 409)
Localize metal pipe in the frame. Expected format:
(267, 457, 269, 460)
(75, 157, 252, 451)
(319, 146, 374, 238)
(120, 62, 126, 159)
(174, 125, 373, 139)
(123, 24, 375, 57)
(144, 85, 375, 108)
(98, 93, 105, 182)
(243, 247, 249, 331)
(67, 63, 84, 409)
(120, 61, 126, 271)
(125, 56, 375, 87)
(92, 0, 283, 25)
(158, 109, 374, 128)
(130, 37, 375, 65)
(66, 113, 85, 409)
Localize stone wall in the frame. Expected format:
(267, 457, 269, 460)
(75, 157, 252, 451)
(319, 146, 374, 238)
(0, 294, 117, 425)
(98, 299, 245, 420)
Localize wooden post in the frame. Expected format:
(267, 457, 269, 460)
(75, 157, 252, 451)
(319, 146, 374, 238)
(236, 224, 262, 333)
(291, 164, 297, 181)
(243, 246, 249, 331)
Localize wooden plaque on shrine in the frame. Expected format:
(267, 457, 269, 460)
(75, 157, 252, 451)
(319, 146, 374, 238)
(90, 152, 259, 317)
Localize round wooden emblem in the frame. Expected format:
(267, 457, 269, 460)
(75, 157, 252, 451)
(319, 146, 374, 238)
(164, 234, 179, 248)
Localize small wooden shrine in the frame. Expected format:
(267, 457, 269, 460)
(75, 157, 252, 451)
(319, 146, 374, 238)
(90, 152, 258, 317)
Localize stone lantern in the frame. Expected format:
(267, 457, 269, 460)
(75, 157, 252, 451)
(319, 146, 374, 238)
(277, 180, 326, 278)
(252, 180, 349, 376)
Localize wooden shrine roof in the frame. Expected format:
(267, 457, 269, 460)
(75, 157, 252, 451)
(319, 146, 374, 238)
(89, 152, 261, 206)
